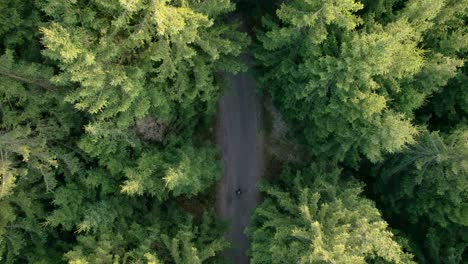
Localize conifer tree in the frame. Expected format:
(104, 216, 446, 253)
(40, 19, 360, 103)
(1, 1, 242, 263)
(41, 0, 248, 127)
(0, 2, 80, 262)
(377, 129, 467, 227)
(40, 0, 247, 198)
(414, 0, 468, 131)
(122, 142, 221, 198)
(0, 0, 41, 48)
(255, 0, 464, 164)
(248, 165, 414, 264)
(0, 48, 86, 200)
(373, 128, 468, 263)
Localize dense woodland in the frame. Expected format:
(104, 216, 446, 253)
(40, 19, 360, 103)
(0, 0, 466, 263)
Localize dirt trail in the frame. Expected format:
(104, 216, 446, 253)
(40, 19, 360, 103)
(216, 57, 264, 263)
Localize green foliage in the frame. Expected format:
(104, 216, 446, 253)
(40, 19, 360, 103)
(32, 161, 227, 264)
(252, 0, 467, 263)
(248, 164, 414, 264)
(1, 0, 466, 263)
(0, 0, 41, 48)
(0, 50, 75, 197)
(122, 142, 222, 198)
(373, 128, 468, 263)
(160, 213, 229, 264)
(38, 0, 246, 200)
(62, 209, 228, 264)
(423, 226, 467, 264)
(376, 128, 468, 227)
(40, 0, 248, 127)
(255, 0, 465, 164)
(421, 67, 468, 131)
(162, 144, 221, 197)
(0, 171, 65, 264)
(1, 0, 244, 263)
(59, 190, 228, 264)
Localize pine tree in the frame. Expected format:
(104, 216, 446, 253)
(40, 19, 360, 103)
(248, 164, 414, 263)
(414, 0, 468, 131)
(377, 128, 467, 227)
(255, 0, 464, 164)
(0, 0, 41, 48)
(122, 142, 222, 198)
(161, 213, 229, 264)
(1, 1, 243, 262)
(0, 48, 85, 200)
(40, 0, 248, 127)
(40, 0, 247, 198)
(373, 128, 468, 263)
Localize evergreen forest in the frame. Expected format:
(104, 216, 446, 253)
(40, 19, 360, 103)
(0, 0, 466, 263)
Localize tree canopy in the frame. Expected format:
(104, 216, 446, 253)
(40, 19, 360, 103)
(255, 0, 465, 164)
(251, 0, 467, 263)
(0, 0, 247, 263)
(248, 165, 415, 264)
(1, 0, 467, 263)
(372, 128, 468, 263)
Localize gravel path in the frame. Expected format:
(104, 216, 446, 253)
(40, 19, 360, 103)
(216, 60, 264, 263)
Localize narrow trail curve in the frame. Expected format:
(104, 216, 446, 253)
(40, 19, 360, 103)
(216, 54, 264, 263)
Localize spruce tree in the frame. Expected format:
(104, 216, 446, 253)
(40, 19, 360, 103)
(255, 0, 464, 164)
(41, 0, 248, 126)
(374, 128, 468, 263)
(1, 0, 245, 262)
(40, 0, 248, 197)
(248, 165, 415, 264)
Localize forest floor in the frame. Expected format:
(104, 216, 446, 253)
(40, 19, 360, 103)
(215, 54, 264, 263)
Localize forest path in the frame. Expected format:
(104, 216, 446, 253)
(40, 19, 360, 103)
(215, 52, 264, 263)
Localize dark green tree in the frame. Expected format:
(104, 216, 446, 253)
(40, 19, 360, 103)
(414, 0, 468, 131)
(0, 0, 41, 48)
(0, 51, 61, 197)
(377, 129, 467, 227)
(373, 128, 468, 263)
(2, 157, 228, 263)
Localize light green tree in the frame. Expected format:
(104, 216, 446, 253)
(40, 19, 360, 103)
(121, 142, 222, 199)
(41, 0, 248, 127)
(1, 1, 243, 263)
(40, 0, 247, 199)
(255, 0, 464, 164)
(248, 165, 414, 264)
